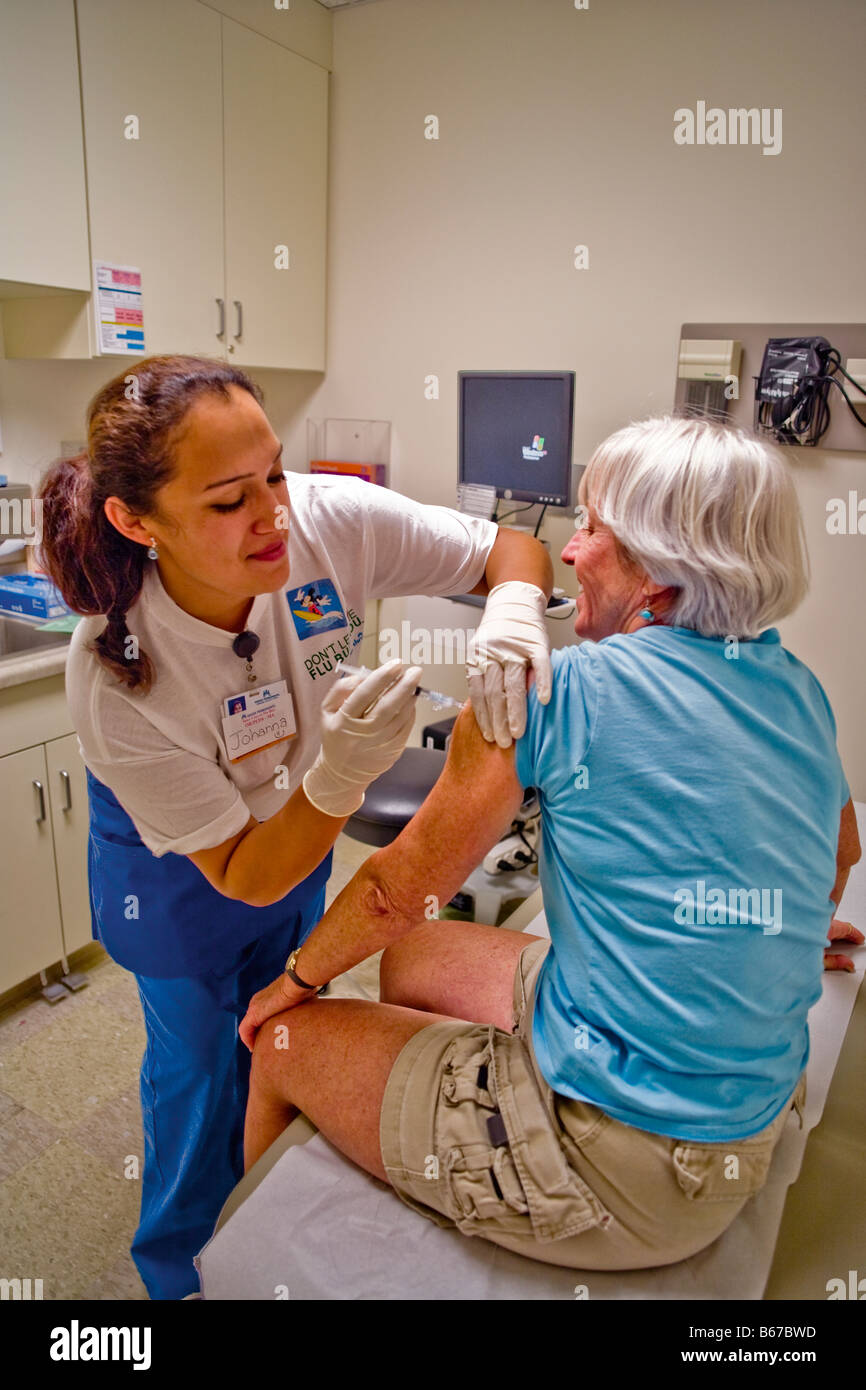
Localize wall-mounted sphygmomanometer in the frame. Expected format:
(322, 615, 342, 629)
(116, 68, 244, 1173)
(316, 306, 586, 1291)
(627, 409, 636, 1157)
(675, 325, 866, 450)
(752, 337, 866, 446)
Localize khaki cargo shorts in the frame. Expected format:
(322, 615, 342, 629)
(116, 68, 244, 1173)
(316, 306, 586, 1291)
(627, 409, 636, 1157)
(379, 937, 807, 1271)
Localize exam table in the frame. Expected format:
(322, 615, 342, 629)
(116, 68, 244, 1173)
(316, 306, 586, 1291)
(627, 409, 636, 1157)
(195, 804, 866, 1301)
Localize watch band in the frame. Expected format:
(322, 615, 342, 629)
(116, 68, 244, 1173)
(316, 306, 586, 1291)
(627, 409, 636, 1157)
(284, 949, 318, 991)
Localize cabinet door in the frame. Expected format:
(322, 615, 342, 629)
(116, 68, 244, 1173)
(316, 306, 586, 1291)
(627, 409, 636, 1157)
(0, 746, 66, 994)
(0, 0, 90, 291)
(76, 0, 225, 358)
(45, 734, 93, 959)
(223, 19, 327, 370)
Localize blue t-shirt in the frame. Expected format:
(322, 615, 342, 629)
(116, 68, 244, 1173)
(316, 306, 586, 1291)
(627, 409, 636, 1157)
(514, 626, 849, 1142)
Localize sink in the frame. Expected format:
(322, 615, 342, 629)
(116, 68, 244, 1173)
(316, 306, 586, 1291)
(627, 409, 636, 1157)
(0, 614, 73, 660)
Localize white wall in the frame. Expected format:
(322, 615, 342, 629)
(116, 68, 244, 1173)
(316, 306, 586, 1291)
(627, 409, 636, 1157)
(1, 0, 863, 793)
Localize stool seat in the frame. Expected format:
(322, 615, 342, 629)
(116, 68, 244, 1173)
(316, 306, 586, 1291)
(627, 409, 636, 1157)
(345, 747, 447, 848)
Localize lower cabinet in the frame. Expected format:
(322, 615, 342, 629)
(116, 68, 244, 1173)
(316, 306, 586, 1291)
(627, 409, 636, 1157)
(45, 733, 93, 959)
(0, 731, 92, 995)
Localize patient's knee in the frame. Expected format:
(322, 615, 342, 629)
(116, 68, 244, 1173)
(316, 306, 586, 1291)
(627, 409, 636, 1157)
(379, 944, 398, 1002)
(380, 925, 437, 1004)
(380, 938, 416, 1004)
(251, 1010, 298, 1072)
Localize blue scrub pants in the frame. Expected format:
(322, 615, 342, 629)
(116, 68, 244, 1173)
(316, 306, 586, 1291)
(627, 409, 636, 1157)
(130, 886, 325, 1301)
(84, 768, 332, 1301)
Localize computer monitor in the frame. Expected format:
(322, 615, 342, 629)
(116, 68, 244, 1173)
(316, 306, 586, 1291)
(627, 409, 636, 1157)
(458, 371, 575, 508)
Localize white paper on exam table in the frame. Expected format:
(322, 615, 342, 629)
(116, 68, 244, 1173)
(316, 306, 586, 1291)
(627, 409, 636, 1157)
(196, 903, 863, 1301)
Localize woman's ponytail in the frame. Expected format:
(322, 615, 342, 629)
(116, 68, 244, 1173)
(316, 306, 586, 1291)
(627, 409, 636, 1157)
(37, 448, 154, 690)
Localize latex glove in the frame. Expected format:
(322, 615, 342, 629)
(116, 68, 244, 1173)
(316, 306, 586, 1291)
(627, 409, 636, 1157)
(303, 658, 423, 817)
(466, 581, 552, 746)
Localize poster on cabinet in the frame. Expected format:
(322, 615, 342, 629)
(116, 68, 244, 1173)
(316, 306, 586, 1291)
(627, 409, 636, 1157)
(93, 261, 145, 355)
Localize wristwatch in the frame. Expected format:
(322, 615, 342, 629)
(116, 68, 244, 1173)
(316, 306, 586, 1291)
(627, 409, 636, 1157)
(284, 948, 320, 991)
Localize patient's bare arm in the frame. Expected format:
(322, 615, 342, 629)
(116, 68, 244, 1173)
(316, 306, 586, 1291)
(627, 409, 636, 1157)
(830, 798, 861, 911)
(823, 798, 863, 971)
(282, 704, 525, 988)
(238, 705, 525, 1050)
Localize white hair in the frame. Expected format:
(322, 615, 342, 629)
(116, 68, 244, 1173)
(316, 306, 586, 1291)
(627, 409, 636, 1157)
(578, 414, 810, 638)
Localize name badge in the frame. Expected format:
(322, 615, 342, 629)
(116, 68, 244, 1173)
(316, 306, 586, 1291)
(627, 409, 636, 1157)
(220, 680, 297, 764)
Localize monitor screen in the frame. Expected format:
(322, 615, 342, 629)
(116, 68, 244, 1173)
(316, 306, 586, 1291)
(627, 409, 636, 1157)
(459, 371, 575, 507)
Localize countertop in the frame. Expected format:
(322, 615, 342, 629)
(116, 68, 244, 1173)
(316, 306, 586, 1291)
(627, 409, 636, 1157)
(0, 644, 69, 692)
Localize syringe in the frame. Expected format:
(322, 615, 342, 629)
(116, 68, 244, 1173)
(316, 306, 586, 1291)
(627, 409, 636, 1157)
(338, 663, 463, 714)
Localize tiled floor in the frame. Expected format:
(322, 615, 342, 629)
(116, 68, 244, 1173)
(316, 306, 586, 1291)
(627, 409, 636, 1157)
(0, 831, 378, 1301)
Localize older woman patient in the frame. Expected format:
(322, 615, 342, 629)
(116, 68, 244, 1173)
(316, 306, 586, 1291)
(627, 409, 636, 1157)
(240, 415, 861, 1271)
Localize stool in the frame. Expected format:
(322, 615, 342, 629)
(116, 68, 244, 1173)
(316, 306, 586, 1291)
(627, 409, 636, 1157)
(343, 747, 538, 923)
(345, 747, 446, 849)
(420, 716, 457, 751)
(448, 861, 541, 925)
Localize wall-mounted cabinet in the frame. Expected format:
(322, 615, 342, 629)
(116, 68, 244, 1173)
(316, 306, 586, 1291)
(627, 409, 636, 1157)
(223, 19, 327, 371)
(0, 0, 91, 296)
(1, 0, 328, 372)
(75, 0, 225, 361)
(197, 0, 333, 71)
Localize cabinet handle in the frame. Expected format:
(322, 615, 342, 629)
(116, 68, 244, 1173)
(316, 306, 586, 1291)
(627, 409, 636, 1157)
(234, 300, 243, 340)
(216, 297, 225, 338)
(59, 769, 72, 813)
(33, 779, 46, 824)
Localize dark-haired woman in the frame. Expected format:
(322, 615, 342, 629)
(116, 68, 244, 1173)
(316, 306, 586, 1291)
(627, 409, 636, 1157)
(37, 354, 553, 1299)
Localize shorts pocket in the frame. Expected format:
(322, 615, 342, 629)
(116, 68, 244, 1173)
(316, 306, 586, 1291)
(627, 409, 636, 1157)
(445, 1142, 531, 1234)
(435, 1025, 613, 1244)
(672, 1133, 778, 1203)
(437, 1028, 532, 1238)
(440, 1030, 499, 1110)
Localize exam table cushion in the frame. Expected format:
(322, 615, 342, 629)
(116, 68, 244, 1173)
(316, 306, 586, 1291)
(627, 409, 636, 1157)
(345, 747, 447, 847)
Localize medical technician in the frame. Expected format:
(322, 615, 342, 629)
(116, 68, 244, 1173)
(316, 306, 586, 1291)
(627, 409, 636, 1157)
(36, 353, 553, 1300)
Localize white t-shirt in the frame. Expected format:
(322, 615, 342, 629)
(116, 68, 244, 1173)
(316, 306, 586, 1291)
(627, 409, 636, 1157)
(67, 474, 497, 857)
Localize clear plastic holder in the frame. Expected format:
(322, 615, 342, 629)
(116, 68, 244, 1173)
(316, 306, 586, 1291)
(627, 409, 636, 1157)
(307, 418, 391, 466)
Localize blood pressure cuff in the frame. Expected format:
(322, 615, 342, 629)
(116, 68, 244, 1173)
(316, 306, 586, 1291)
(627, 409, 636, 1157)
(755, 336, 830, 404)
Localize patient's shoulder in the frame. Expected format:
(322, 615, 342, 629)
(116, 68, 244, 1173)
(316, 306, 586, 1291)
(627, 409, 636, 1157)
(548, 640, 606, 689)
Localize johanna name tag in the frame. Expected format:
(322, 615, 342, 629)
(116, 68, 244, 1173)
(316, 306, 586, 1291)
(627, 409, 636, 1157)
(220, 679, 297, 764)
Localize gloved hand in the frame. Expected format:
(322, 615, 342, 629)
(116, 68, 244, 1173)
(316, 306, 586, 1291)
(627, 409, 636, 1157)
(303, 658, 423, 817)
(466, 581, 552, 746)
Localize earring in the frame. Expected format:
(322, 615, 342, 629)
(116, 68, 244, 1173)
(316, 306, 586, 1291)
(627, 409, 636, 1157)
(147, 537, 159, 560)
(639, 607, 654, 622)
